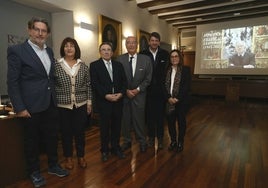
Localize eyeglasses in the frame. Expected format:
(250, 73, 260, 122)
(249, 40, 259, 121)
(32, 27, 47, 34)
(64, 44, 75, 48)
(100, 48, 112, 52)
(126, 41, 137, 45)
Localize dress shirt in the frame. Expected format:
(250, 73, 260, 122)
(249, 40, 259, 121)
(170, 67, 176, 96)
(103, 59, 113, 72)
(149, 48, 158, 61)
(129, 54, 137, 77)
(238, 52, 245, 57)
(61, 58, 81, 76)
(28, 39, 51, 75)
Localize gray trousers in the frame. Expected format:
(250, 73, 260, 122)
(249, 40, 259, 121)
(121, 99, 147, 146)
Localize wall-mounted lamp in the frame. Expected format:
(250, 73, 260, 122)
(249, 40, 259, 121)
(80, 22, 94, 31)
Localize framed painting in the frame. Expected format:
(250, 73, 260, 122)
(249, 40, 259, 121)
(98, 15, 122, 57)
(137, 30, 150, 52)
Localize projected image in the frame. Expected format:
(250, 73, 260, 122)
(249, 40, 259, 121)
(201, 25, 268, 70)
(223, 27, 253, 59)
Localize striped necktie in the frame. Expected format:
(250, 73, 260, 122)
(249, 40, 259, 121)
(107, 62, 113, 81)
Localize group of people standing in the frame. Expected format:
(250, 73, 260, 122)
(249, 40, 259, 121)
(7, 17, 191, 188)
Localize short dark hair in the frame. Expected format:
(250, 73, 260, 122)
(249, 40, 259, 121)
(99, 42, 113, 51)
(60, 37, 81, 59)
(150, 32, 161, 41)
(28, 16, 50, 33)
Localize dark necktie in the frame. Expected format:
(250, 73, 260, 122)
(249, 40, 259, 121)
(129, 56, 134, 80)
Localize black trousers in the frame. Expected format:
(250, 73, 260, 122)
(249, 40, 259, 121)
(21, 103, 59, 175)
(166, 104, 187, 144)
(58, 104, 88, 158)
(146, 96, 165, 139)
(99, 104, 123, 153)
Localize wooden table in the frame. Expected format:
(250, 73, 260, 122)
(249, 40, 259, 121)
(0, 116, 27, 187)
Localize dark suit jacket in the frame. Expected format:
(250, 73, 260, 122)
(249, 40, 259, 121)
(229, 52, 256, 67)
(140, 47, 169, 98)
(90, 58, 127, 114)
(116, 53, 152, 107)
(7, 40, 56, 113)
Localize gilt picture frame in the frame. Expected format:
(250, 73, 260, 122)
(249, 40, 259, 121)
(98, 15, 122, 57)
(137, 30, 150, 52)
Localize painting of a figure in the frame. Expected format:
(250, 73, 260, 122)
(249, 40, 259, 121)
(102, 24, 117, 52)
(99, 15, 122, 57)
(138, 30, 150, 52)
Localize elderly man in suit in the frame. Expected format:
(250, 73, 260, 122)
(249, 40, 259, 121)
(117, 36, 152, 153)
(90, 42, 127, 162)
(229, 40, 255, 68)
(7, 17, 69, 188)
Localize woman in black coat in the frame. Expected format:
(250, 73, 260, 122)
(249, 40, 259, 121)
(163, 49, 191, 152)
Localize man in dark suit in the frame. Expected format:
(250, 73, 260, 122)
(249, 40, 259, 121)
(7, 17, 69, 188)
(117, 36, 152, 153)
(229, 40, 255, 68)
(90, 42, 127, 162)
(140, 32, 169, 150)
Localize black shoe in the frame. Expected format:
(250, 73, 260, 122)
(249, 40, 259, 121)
(121, 142, 131, 151)
(101, 152, 109, 162)
(111, 150, 126, 159)
(158, 138, 164, 150)
(147, 138, 155, 147)
(168, 142, 177, 151)
(140, 145, 147, 153)
(177, 142, 184, 152)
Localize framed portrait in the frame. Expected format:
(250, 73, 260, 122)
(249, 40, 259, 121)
(137, 30, 150, 52)
(98, 15, 122, 57)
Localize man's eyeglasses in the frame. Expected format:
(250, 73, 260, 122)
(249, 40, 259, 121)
(126, 41, 137, 45)
(32, 27, 47, 34)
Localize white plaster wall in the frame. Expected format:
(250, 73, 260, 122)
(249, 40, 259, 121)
(44, 0, 177, 63)
(0, 0, 52, 95)
(0, 0, 177, 94)
(51, 11, 74, 59)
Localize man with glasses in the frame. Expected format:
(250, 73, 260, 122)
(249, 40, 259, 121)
(7, 17, 69, 188)
(229, 40, 255, 68)
(90, 42, 127, 162)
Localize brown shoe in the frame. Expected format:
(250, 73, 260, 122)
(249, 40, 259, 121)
(78, 157, 87, 168)
(65, 157, 74, 170)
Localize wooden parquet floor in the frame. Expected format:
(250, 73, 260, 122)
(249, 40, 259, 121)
(6, 97, 268, 188)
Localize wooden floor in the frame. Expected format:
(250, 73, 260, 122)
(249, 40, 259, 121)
(6, 97, 268, 188)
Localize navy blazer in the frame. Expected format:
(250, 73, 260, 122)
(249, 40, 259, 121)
(7, 41, 56, 113)
(90, 58, 127, 113)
